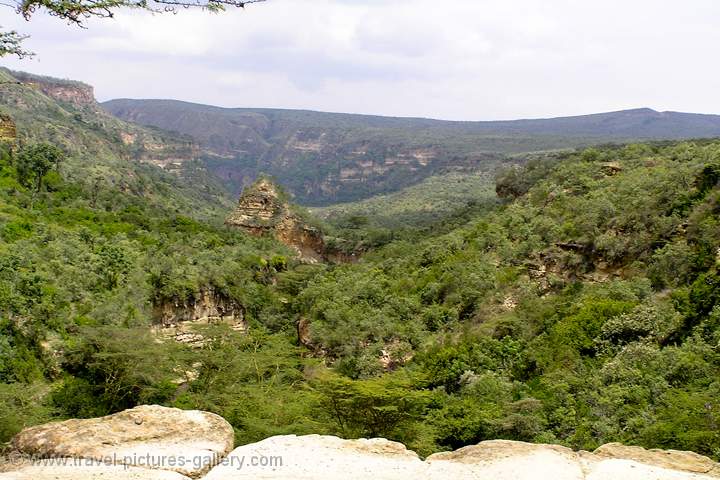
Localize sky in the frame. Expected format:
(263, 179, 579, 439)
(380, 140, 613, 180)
(1, 0, 720, 121)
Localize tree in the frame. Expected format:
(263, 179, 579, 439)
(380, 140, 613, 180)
(15, 143, 65, 192)
(95, 243, 131, 290)
(312, 372, 432, 439)
(2, 0, 266, 57)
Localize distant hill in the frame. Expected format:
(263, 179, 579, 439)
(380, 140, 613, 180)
(102, 99, 720, 205)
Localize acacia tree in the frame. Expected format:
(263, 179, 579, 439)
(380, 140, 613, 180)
(1, 0, 266, 58)
(15, 143, 65, 192)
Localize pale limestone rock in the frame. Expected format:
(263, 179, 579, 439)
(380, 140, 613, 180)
(426, 440, 717, 480)
(9, 405, 234, 478)
(202, 434, 425, 479)
(585, 459, 717, 480)
(5, 414, 720, 480)
(425, 440, 584, 479)
(202, 436, 720, 480)
(593, 443, 720, 477)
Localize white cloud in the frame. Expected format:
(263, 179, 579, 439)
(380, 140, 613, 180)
(2, 0, 720, 120)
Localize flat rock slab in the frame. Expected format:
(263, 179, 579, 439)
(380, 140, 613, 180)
(202, 436, 720, 480)
(9, 405, 234, 478)
(203, 434, 426, 479)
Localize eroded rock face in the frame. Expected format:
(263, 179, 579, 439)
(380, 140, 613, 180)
(25, 80, 96, 107)
(0, 114, 16, 143)
(225, 179, 325, 262)
(153, 288, 246, 344)
(8, 405, 234, 479)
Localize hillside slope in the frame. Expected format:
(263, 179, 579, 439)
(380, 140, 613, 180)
(103, 98, 720, 204)
(0, 69, 232, 218)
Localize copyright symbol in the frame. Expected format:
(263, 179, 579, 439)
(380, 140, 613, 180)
(6, 451, 26, 467)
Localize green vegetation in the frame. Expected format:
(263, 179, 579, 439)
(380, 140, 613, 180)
(314, 170, 497, 229)
(0, 140, 302, 442)
(2, 82, 720, 462)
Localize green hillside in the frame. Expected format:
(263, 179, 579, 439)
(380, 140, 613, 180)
(0, 68, 232, 219)
(312, 170, 498, 230)
(2, 110, 720, 462)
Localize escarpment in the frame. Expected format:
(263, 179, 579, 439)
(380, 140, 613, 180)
(225, 178, 325, 262)
(0, 69, 199, 171)
(13, 74, 97, 107)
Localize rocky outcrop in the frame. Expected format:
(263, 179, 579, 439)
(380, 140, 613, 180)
(37, 83, 95, 107)
(3, 416, 720, 480)
(153, 288, 246, 344)
(6, 405, 234, 479)
(225, 178, 325, 262)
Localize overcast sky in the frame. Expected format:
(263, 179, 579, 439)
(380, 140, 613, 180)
(1, 0, 720, 120)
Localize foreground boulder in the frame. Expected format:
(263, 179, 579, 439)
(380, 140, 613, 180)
(426, 440, 720, 479)
(203, 435, 720, 480)
(203, 435, 424, 479)
(6, 405, 234, 478)
(3, 410, 720, 480)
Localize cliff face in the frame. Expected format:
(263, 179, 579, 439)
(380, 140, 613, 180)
(0, 69, 200, 174)
(11, 71, 97, 108)
(120, 131, 199, 170)
(0, 114, 16, 143)
(153, 287, 246, 344)
(225, 179, 325, 262)
(31, 82, 95, 107)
